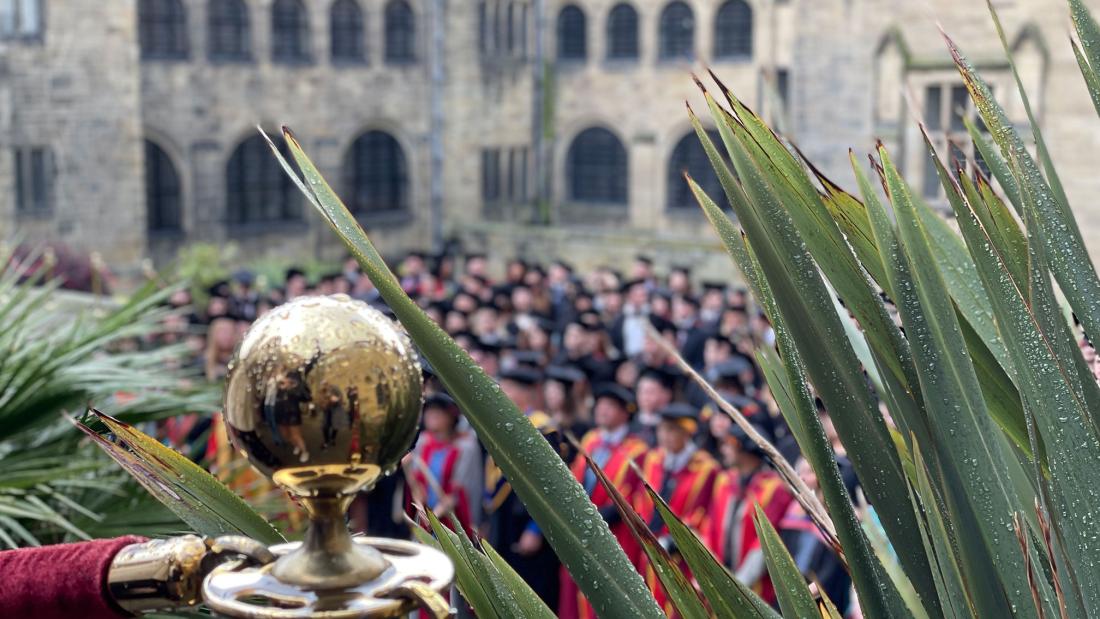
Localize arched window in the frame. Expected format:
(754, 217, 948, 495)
(658, 1, 693, 60)
(557, 5, 585, 61)
(226, 135, 302, 225)
(667, 130, 727, 209)
(272, 0, 310, 62)
(139, 0, 188, 59)
(384, 0, 416, 64)
(714, 0, 752, 59)
(145, 140, 182, 232)
(606, 3, 638, 60)
(330, 0, 365, 62)
(567, 127, 627, 204)
(208, 0, 250, 60)
(343, 131, 409, 214)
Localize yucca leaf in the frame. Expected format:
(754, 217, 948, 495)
(696, 98, 930, 618)
(479, 540, 558, 619)
(75, 411, 283, 545)
(419, 511, 506, 619)
(638, 480, 779, 619)
(701, 82, 921, 411)
(577, 441, 709, 619)
(753, 504, 820, 619)
(881, 142, 1039, 618)
(926, 138, 1100, 617)
(687, 175, 916, 619)
(266, 128, 662, 619)
(946, 34, 1100, 358)
(904, 441, 976, 618)
(812, 161, 890, 290)
(962, 115, 1022, 212)
(1072, 37, 1100, 118)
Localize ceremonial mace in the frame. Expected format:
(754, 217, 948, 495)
(111, 295, 454, 618)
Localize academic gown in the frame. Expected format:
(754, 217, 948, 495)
(704, 467, 794, 606)
(559, 428, 649, 619)
(484, 410, 565, 611)
(634, 448, 720, 617)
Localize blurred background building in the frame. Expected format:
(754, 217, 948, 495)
(0, 0, 1096, 276)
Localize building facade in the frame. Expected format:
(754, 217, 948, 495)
(2, 0, 1099, 277)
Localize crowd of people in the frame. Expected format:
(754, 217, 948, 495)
(163, 251, 861, 618)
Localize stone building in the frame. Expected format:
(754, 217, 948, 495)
(2, 0, 1099, 278)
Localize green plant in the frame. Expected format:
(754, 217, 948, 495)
(86, 0, 1100, 616)
(0, 246, 222, 546)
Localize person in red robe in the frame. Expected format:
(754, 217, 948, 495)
(704, 423, 794, 606)
(406, 393, 479, 534)
(634, 402, 720, 616)
(559, 383, 650, 619)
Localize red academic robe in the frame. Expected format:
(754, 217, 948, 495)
(407, 434, 473, 534)
(704, 468, 794, 605)
(633, 448, 720, 616)
(559, 429, 649, 619)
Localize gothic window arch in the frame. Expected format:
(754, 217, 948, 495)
(714, 0, 752, 59)
(139, 0, 188, 59)
(208, 0, 250, 60)
(331, 0, 365, 62)
(272, 0, 310, 62)
(343, 130, 409, 214)
(226, 135, 302, 225)
(659, 1, 694, 60)
(384, 0, 416, 64)
(145, 140, 182, 232)
(667, 130, 725, 210)
(606, 3, 638, 60)
(557, 5, 586, 61)
(567, 127, 627, 204)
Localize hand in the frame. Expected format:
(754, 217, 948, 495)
(433, 495, 456, 517)
(513, 530, 543, 556)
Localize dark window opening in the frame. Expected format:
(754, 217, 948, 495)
(271, 0, 310, 62)
(714, 0, 752, 60)
(557, 5, 586, 61)
(331, 0, 365, 62)
(384, 0, 416, 64)
(139, 0, 189, 59)
(606, 3, 638, 60)
(344, 130, 409, 214)
(208, 0, 251, 60)
(567, 128, 628, 204)
(226, 135, 302, 225)
(659, 1, 693, 60)
(145, 140, 182, 232)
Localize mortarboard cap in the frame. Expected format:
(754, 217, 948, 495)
(499, 366, 543, 386)
(593, 382, 637, 412)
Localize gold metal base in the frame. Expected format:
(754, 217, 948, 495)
(202, 537, 454, 618)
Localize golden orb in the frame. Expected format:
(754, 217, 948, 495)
(223, 294, 423, 498)
(222, 294, 423, 590)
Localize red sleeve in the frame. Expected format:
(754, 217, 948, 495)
(0, 535, 146, 619)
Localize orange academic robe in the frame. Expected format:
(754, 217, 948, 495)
(704, 468, 794, 605)
(633, 448, 720, 616)
(559, 429, 649, 619)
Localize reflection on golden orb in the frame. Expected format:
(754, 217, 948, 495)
(220, 294, 424, 591)
(223, 294, 423, 498)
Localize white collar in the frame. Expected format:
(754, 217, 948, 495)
(599, 424, 630, 446)
(664, 443, 697, 473)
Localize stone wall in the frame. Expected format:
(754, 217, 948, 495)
(7, 0, 1100, 278)
(0, 0, 146, 267)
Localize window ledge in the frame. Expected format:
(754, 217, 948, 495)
(271, 57, 315, 67)
(15, 209, 53, 220)
(208, 54, 254, 65)
(140, 54, 191, 63)
(354, 209, 414, 227)
(0, 34, 45, 45)
(712, 54, 753, 63)
(148, 228, 186, 240)
(332, 57, 369, 67)
(226, 219, 307, 237)
(603, 57, 640, 68)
